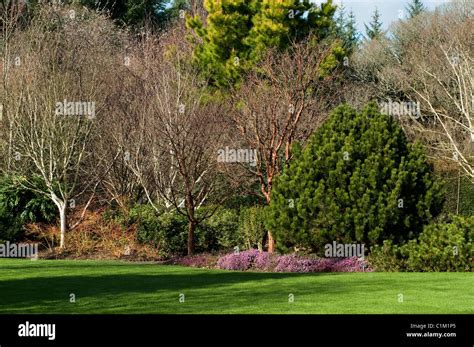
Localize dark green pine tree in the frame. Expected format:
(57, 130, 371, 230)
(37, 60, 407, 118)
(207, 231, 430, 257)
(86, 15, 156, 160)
(335, 3, 347, 37)
(345, 10, 358, 49)
(266, 103, 444, 254)
(334, 5, 358, 53)
(406, 0, 426, 18)
(364, 7, 383, 40)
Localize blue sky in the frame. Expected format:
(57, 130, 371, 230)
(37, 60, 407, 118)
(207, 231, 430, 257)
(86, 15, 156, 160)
(317, 0, 452, 33)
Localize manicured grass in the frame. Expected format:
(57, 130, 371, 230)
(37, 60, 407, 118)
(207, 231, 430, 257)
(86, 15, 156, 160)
(0, 259, 472, 314)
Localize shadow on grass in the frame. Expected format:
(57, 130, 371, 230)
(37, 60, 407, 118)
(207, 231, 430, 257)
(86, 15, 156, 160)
(2, 262, 467, 313)
(0, 268, 344, 311)
(0, 260, 156, 271)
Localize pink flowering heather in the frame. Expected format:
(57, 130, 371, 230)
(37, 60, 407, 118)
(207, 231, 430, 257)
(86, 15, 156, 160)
(254, 251, 278, 271)
(216, 249, 260, 271)
(275, 254, 320, 272)
(216, 250, 372, 272)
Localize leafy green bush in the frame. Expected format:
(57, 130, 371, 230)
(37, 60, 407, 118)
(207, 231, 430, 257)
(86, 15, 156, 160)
(368, 240, 404, 272)
(370, 215, 474, 271)
(201, 207, 240, 251)
(129, 204, 188, 256)
(403, 216, 473, 271)
(0, 216, 23, 243)
(439, 173, 474, 217)
(106, 203, 244, 256)
(266, 103, 444, 253)
(0, 175, 56, 242)
(198, 206, 267, 252)
(104, 203, 271, 255)
(238, 206, 266, 251)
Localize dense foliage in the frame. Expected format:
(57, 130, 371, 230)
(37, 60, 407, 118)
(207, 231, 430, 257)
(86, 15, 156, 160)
(266, 103, 444, 253)
(105, 204, 266, 257)
(186, 0, 338, 87)
(0, 175, 56, 242)
(370, 215, 473, 271)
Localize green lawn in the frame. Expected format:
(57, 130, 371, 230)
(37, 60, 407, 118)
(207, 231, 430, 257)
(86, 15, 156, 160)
(0, 259, 472, 314)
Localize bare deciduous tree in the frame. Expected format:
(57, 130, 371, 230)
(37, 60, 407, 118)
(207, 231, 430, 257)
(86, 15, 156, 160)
(229, 37, 342, 252)
(401, 8, 474, 180)
(3, 5, 121, 247)
(352, 0, 474, 181)
(118, 29, 227, 255)
(0, 0, 27, 172)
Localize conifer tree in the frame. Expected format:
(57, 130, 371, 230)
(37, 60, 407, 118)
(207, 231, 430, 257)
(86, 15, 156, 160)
(186, 0, 338, 87)
(335, 5, 358, 51)
(364, 7, 383, 40)
(406, 0, 425, 18)
(266, 103, 444, 253)
(346, 10, 358, 48)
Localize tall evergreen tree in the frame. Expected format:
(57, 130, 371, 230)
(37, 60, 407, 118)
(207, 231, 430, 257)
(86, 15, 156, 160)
(364, 7, 383, 40)
(406, 0, 425, 18)
(335, 3, 347, 36)
(335, 5, 358, 52)
(346, 10, 358, 47)
(186, 0, 338, 88)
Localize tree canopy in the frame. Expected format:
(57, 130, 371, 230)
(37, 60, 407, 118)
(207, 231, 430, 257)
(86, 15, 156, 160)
(186, 0, 338, 87)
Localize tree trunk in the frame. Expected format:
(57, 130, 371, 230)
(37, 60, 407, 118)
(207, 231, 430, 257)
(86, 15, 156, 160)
(185, 191, 196, 256)
(59, 203, 67, 248)
(187, 220, 196, 256)
(263, 193, 275, 253)
(51, 193, 67, 249)
(267, 231, 275, 253)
